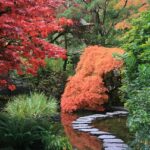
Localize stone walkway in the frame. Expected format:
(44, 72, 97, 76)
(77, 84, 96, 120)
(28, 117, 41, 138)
(72, 111, 130, 150)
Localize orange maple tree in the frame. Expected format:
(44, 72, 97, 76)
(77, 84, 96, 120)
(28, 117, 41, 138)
(61, 46, 124, 113)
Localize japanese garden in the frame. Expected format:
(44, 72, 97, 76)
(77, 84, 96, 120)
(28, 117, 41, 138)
(0, 0, 150, 150)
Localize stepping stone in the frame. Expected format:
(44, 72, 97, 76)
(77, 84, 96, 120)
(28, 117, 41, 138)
(76, 118, 94, 122)
(78, 128, 99, 132)
(90, 131, 111, 135)
(73, 126, 92, 129)
(104, 147, 127, 150)
(98, 135, 116, 139)
(103, 143, 128, 148)
(72, 120, 92, 124)
(77, 117, 94, 120)
(103, 139, 124, 143)
(115, 111, 128, 115)
(72, 124, 91, 127)
(106, 112, 116, 116)
(88, 114, 108, 118)
(106, 111, 128, 116)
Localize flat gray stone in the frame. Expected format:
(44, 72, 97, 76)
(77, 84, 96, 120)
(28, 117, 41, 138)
(87, 114, 108, 118)
(106, 111, 128, 116)
(103, 139, 124, 143)
(104, 147, 127, 150)
(78, 128, 99, 132)
(115, 111, 128, 115)
(73, 126, 92, 129)
(72, 120, 92, 124)
(76, 118, 94, 122)
(103, 143, 128, 148)
(106, 112, 116, 116)
(77, 116, 95, 119)
(90, 131, 111, 135)
(98, 135, 116, 139)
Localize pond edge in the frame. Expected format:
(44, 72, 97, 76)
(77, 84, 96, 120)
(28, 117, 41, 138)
(72, 111, 131, 150)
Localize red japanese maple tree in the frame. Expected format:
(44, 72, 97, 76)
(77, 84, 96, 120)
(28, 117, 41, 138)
(0, 0, 72, 90)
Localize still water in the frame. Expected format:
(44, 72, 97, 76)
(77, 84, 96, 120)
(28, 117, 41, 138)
(61, 113, 133, 150)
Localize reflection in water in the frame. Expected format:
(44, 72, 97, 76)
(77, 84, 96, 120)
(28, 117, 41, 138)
(61, 113, 103, 150)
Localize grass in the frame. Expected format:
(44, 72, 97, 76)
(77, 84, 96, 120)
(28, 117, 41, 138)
(4, 93, 57, 119)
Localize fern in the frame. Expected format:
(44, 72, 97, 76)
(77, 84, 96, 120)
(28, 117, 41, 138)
(5, 93, 57, 119)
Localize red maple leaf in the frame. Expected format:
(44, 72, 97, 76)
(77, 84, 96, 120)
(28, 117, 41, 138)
(8, 84, 16, 91)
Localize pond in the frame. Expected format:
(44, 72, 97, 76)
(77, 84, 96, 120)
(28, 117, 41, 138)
(61, 113, 133, 150)
(93, 117, 133, 144)
(0, 98, 133, 150)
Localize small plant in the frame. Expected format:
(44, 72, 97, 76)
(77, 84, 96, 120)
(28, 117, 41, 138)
(42, 132, 72, 150)
(5, 93, 57, 119)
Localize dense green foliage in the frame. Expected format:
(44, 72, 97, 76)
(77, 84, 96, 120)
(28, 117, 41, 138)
(0, 114, 72, 150)
(5, 93, 57, 119)
(0, 93, 72, 150)
(121, 11, 150, 149)
(30, 59, 68, 100)
(60, 0, 136, 46)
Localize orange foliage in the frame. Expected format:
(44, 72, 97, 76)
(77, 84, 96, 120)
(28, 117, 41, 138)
(115, 0, 149, 30)
(61, 46, 124, 113)
(61, 113, 103, 150)
(115, 20, 131, 30)
(116, 0, 147, 8)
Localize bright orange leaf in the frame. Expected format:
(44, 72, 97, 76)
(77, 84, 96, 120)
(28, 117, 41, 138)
(61, 46, 124, 113)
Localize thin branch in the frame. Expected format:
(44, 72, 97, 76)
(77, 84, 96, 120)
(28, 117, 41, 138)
(50, 32, 65, 43)
(103, 0, 110, 24)
(113, 0, 128, 19)
(105, 0, 129, 35)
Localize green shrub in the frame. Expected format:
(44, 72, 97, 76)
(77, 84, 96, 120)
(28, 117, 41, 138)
(42, 133, 72, 150)
(0, 114, 72, 150)
(5, 93, 57, 119)
(29, 58, 68, 100)
(120, 11, 150, 149)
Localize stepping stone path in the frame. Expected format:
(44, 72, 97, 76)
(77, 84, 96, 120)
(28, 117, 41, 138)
(72, 111, 130, 150)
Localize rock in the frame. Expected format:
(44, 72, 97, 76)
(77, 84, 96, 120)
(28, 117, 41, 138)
(72, 120, 92, 124)
(87, 114, 108, 118)
(106, 111, 128, 116)
(103, 139, 124, 143)
(76, 117, 94, 122)
(72, 124, 91, 127)
(98, 135, 116, 139)
(104, 147, 127, 150)
(106, 112, 116, 116)
(78, 128, 99, 132)
(73, 126, 92, 129)
(113, 111, 128, 115)
(103, 143, 128, 148)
